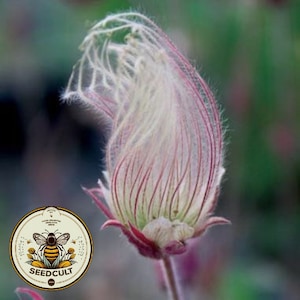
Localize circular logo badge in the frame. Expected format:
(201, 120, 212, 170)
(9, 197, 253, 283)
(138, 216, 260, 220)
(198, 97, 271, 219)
(10, 206, 93, 290)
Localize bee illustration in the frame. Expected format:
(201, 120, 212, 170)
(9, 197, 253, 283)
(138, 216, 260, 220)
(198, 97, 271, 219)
(33, 230, 70, 268)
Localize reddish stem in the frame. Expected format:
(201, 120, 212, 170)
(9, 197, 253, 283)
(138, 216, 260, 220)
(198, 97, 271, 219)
(161, 256, 184, 300)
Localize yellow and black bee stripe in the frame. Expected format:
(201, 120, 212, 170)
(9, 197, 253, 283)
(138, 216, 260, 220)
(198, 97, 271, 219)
(44, 246, 59, 263)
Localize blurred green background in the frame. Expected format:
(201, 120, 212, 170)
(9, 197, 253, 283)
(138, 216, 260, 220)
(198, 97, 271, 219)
(1, 0, 299, 299)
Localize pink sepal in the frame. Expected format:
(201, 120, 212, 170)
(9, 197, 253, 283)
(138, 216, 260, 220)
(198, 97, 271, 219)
(99, 219, 162, 258)
(193, 216, 231, 238)
(101, 220, 191, 259)
(124, 224, 162, 259)
(128, 223, 158, 248)
(124, 228, 190, 258)
(15, 287, 44, 300)
(162, 240, 187, 256)
(101, 219, 124, 230)
(82, 186, 114, 219)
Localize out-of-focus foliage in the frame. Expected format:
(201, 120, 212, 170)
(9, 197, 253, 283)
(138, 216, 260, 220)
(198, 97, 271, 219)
(1, 0, 299, 299)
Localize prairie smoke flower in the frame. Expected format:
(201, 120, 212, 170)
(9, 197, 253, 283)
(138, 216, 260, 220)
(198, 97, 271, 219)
(63, 12, 229, 259)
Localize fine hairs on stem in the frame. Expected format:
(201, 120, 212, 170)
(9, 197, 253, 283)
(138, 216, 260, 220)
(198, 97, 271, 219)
(161, 256, 183, 300)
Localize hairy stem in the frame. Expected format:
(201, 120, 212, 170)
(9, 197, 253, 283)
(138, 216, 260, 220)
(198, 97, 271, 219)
(161, 256, 184, 300)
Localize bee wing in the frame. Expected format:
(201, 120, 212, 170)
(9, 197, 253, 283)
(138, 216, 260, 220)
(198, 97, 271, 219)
(42, 256, 51, 268)
(33, 233, 46, 245)
(52, 256, 60, 268)
(56, 233, 70, 245)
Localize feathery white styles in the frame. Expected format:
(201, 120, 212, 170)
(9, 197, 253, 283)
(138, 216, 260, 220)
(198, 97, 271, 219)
(63, 12, 229, 258)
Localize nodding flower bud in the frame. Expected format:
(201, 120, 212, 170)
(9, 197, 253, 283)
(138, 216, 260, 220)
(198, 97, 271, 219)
(63, 12, 230, 259)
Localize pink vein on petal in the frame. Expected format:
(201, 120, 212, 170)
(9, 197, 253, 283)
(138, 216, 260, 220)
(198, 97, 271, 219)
(168, 117, 192, 219)
(134, 164, 153, 226)
(111, 155, 127, 223)
(147, 152, 169, 220)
